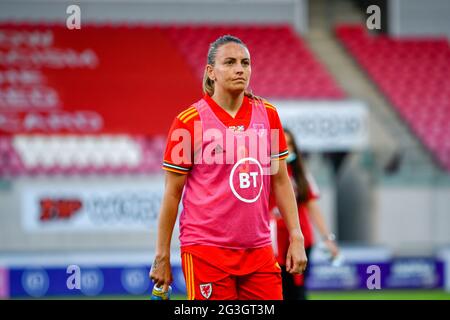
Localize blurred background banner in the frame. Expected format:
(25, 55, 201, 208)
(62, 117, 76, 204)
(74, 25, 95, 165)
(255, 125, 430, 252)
(7, 264, 186, 298)
(0, 0, 449, 299)
(20, 181, 163, 232)
(3, 258, 445, 298)
(307, 259, 445, 290)
(276, 100, 369, 152)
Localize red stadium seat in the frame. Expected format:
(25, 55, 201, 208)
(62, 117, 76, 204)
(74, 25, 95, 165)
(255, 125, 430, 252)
(1, 23, 345, 177)
(163, 24, 345, 100)
(336, 24, 450, 171)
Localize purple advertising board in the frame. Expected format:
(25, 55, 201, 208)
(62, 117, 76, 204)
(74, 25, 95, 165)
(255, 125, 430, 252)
(5, 258, 445, 298)
(307, 258, 444, 290)
(8, 265, 185, 298)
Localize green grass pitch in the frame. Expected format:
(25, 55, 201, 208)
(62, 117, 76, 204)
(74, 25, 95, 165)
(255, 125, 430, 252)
(38, 289, 449, 300)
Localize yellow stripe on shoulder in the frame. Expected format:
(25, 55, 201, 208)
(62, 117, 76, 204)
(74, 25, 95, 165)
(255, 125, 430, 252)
(179, 108, 197, 122)
(264, 101, 277, 111)
(177, 106, 195, 120)
(181, 111, 199, 124)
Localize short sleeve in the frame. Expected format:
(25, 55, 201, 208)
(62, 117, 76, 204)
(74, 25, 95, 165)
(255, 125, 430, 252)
(162, 107, 199, 174)
(264, 101, 289, 160)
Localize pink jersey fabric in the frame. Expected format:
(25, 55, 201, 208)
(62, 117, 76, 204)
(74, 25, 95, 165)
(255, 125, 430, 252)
(179, 98, 273, 249)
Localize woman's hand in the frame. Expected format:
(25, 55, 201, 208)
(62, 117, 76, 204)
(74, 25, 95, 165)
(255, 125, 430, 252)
(285, 236, 308, 274)
(325, 239, 340, 258)
(149, 254, 173, 292)
(150, 171, 186, 292)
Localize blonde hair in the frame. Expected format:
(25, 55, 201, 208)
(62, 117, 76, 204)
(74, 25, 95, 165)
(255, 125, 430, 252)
(202, 35, 261, 101)
(202, 71, 215, 97)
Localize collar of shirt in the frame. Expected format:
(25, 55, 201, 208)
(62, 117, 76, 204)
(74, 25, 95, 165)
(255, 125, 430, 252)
(203, 94, 251, 127)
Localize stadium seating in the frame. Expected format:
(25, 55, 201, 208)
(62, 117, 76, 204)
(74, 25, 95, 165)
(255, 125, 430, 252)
(163, 24, 345, 100)
(336, 25, 450, 171)
(0, 135, 164, 177)
(1, 23, 345, 176)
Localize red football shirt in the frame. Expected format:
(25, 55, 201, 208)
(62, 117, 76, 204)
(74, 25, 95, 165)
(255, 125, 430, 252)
(162, 94, 288, 174)
(162, 94, 289, 274)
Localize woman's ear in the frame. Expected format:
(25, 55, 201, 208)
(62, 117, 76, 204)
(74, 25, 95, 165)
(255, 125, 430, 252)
(206, 65, 215, 81)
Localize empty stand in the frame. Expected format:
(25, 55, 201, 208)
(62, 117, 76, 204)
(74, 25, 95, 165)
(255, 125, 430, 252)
(1, 23, 344, 176)
(163, 24, 345, 100)
(336, 25, 450, 171)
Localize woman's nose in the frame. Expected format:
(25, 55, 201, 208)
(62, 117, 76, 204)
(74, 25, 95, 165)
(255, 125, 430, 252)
(235, 63, 244, 73)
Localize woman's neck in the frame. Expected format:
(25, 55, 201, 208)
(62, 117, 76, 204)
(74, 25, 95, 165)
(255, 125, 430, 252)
(211, 90, 244, 118)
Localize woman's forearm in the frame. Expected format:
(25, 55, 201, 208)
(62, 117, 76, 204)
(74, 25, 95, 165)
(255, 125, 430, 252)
(150, 172, 186, 289)
(155, 172, 186, 258)
(307, 200, 332, 239)
(155, 192, 181, 258)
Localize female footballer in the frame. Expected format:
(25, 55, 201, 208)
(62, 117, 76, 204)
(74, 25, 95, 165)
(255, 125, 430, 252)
(149, 35, 307, 300)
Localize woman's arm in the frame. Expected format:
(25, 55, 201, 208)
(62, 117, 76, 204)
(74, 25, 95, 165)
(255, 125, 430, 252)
(149, 171, 187, 291)
(271, 160, 308, 274)
(306, 200, 339, 257)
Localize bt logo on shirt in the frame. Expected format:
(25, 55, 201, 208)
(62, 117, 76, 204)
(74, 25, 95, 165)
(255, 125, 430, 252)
(239, 172, 259, 189)
(230, 157, 264, 203)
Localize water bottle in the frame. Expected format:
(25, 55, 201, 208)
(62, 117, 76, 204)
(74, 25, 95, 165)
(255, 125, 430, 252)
(150, 284, 172, 300)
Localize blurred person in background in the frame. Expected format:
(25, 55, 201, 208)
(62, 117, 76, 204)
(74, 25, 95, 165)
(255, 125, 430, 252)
(270, 128, 340, 300)
(150, 35, 308, 300)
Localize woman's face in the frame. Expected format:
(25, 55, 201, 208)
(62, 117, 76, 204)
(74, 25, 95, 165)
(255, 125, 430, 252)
(208, 42, 251, 95)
